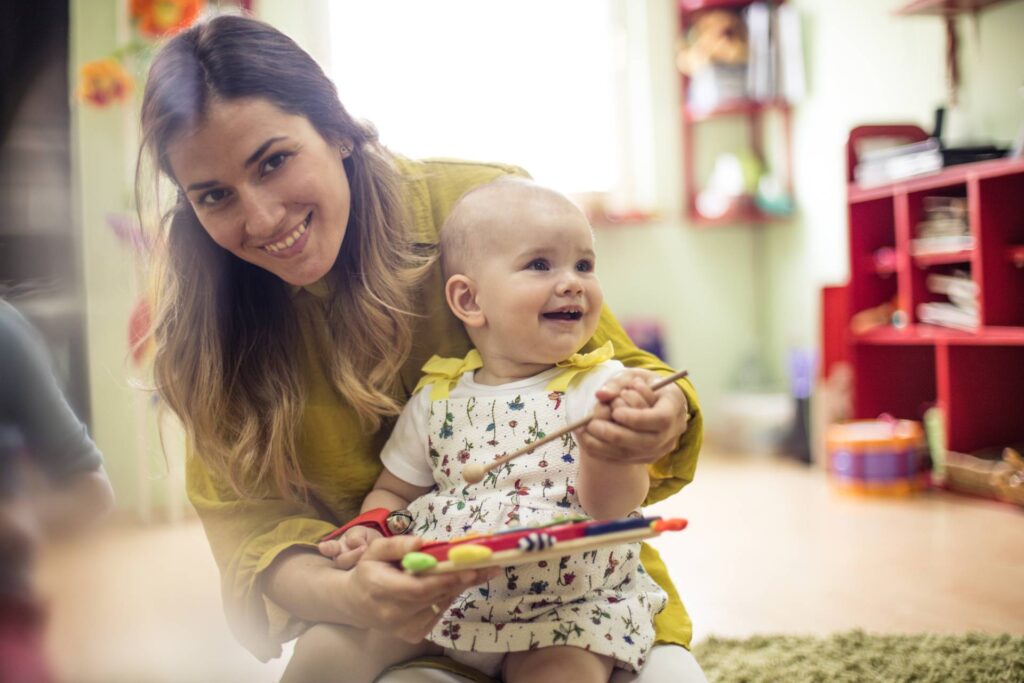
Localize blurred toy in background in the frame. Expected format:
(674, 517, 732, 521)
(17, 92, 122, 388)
(695, 151, 760, 219)
(623, 317, 667, 362)
(675, 9, 748, 77)
(755, 173, 794, 216)
(992, 448, 1024, 508)
(810, 362, 853, 467)
(826, 417, 929, 496)
(1, 301, 114, 683)
(676, 9, 749, 114)
(784, 348, 816, 464)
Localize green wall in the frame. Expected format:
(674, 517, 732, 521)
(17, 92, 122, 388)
(71, 0, 182, 518)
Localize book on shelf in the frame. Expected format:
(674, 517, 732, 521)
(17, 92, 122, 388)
(922, 195, 966, 220)
(910, 234, 974, 256)
(917, 301, 979, 331)
(854, 137, 943, 187)
(745, 2, 772, 102)
(917, 217, 969, 238)
(926, 272, 977, 312)
(776, 4, 804, 103)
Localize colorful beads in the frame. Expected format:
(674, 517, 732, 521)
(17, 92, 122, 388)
(401, 552, 438, 573)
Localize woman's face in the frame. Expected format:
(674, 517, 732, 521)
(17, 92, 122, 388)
(166, 97, 352, 286)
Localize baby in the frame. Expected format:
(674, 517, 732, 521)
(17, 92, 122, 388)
(321, 178, 670, 682)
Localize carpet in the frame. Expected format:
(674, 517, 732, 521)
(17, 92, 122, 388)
(692, 630, 1024, 682)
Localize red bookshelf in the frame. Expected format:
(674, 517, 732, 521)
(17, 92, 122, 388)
(840, 125, 1024, 455)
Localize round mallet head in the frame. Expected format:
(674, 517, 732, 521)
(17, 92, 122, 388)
(462, 463, 486, 484)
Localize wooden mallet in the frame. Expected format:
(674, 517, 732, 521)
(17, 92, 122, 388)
(462, 369, 689, 484)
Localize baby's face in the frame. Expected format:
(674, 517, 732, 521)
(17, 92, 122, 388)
(470, 199, 603, 368)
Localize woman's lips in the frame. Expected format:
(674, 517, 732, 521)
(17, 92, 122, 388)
(261, 212, 312, 258)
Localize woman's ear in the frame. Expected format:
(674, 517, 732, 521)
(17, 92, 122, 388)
(445, 274, 485, 328)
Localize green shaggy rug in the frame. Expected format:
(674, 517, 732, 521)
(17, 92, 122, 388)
(692, 630, 1024, 683)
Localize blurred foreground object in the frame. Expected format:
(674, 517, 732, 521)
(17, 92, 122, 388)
(1, 301, 113, 683)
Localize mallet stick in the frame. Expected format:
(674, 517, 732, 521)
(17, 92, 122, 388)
(462, 369, 689, 484)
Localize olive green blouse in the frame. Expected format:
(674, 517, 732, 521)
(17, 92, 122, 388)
(185, 157, 703, 664)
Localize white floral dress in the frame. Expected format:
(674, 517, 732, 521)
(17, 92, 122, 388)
(380, 354, 667, 672)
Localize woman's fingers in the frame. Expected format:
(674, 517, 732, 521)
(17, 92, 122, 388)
(352, 537, 497, 633)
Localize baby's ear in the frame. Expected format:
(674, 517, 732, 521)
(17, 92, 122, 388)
(445, 274, 485, 328)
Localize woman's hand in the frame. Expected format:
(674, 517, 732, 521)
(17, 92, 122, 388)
(338, 535, 499, 643)
(577, 369, 690, 465)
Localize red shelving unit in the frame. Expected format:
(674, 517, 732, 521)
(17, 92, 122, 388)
(677, 0, 794, 225)
(894, 0, 1013, 15)
(841, 125, 1024, 454)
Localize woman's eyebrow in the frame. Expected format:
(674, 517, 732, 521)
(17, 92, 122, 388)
(244, 136, 287, 168)
(186, 179, 217, 192)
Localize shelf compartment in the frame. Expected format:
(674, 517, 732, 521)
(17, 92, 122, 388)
(976, 171, 1024, 326)
(848, 197, 897, 316)
(684, 99, 790, 123)
(852, 343, 935, 421)
(941, 345, 1024, 453)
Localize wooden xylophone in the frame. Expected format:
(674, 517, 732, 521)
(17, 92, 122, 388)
(401, 515, 688, 575)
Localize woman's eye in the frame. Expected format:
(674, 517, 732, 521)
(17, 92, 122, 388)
(260, 152, 289, 175)
(198, 188, 229, 207)
(527, 259, 549, 271)
(576, 260, 594, 273)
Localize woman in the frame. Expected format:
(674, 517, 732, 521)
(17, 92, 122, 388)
(139, 14, 704, 683)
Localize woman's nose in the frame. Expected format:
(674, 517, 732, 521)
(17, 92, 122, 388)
(239, 187, 286, 238)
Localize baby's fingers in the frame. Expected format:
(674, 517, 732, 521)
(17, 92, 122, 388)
(332, 544, 367, 570)
(318, 539, 343, 559)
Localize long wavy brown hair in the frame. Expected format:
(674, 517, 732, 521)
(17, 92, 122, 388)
(138, 15, 429, 501)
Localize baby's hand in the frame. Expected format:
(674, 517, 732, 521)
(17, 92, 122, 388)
(579, 369, 690, 466)
(318, 525, 384, 570)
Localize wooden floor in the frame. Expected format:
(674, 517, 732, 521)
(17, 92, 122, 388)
(35, 451, 1024, 682)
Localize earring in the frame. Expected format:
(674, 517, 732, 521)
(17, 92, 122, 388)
(340, 145, 351, 156)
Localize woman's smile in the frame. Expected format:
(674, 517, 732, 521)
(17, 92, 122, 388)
(259, 211, 313, 257)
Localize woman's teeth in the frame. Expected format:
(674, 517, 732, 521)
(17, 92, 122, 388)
(263, 215, 310, 253)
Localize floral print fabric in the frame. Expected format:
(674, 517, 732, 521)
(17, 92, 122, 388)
(405, 367, 667, 671)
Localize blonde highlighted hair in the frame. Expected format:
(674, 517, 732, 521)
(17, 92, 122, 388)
(138, 15, 430, 501)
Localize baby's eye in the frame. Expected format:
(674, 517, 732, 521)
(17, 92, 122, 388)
(576, 259, 594, 273)
(198, 188, 230, 207)
(527, 259, 550, 271)
(260, 152, 290, 175)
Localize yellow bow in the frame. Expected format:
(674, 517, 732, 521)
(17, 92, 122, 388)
(415, 350, 485, 400)
(546, 341, 615, 393)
